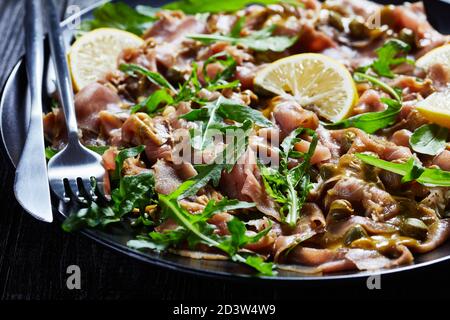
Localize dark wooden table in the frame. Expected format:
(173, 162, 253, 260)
(1, 0, 449, 301)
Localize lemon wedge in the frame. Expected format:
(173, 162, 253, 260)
(69, 28, 144, 91)
(416, 89, 450, 129)
(416, 44, 450, 71)
(254, 53, 358, 122)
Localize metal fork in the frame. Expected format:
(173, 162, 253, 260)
(46, 0, 106, 201)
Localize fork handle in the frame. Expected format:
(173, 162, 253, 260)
(46, 0, 79, 144)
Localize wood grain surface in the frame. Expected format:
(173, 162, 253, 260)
(0, 0, 449, 301)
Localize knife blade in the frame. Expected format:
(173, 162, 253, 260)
(14, 0, 53, 222)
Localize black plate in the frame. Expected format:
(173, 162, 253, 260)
(1, 0, 450, 281)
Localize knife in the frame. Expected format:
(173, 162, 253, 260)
(14, 0, 53, 222)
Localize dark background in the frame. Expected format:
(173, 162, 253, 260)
(0, 0, 450, 301)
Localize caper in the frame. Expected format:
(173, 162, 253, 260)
(329, 199, 354, 221)
(341, 130, 356, 153)
(349, 18, 370, 39)
(401, 218, 428, 240)
(398, 28, 415, 48)
(320, 163, 337, 180)
(344, 225, 368, 246)
(328, 11, 344, 31)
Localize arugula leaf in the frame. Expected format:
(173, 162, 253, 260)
(119, 64, 176, 93)
(202, 52, 239, 91)
(111, 173, 155, 216)
(230, 16, 246, 37)
(62, 202, 119, 232)
(261, 128, 318, 226)
(188, 25, 297, 52)
(163, 0, 283, 14)
(356, 153, 450, 187)
(371, 39, 413, 78)
(353, 72, 402, 101)
(217, 218, 271, 256)
(45, 147, 58, 159)
(324, 97, 402, 134)
(174, 63, 202, 103)
(180, 97, 271, 149)
(243, 255, 275, 276)
(131, 89, 174, 114)
(114, 145, 145, 179)
(177, 120, 252, 199)
(81, 2, 157, 35)
(410, 124, 448, 156)
(180, 97, 273, 150)
(45, 145, 109, 159)
(63, 145, 154, 231)
(216, 100, 273, 127)
(136, 194, 275, 275)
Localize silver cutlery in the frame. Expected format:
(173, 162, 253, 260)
(14, 0, 53, 222)
(46, 0, 106, 201)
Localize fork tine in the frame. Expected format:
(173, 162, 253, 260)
(79, 177, 95, 200)
(65, 179, 79, 200)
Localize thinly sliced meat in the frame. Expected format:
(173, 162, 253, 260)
(43, 108, 66, 146)
(220, 149, 280, 220)
(270, 96, 319, 138)
(325, 177, 400, 221)
(389, 76, 434, 98)
(391, 129, 412, 147)
(352, 89, 386, 115)
(122, 158, 151, 176)
(74, 83, 122, 133)
(153, 159, 196, 195)
(413, 219, 450, 254)
(119, 40, 158, 72)
(428, 63, 450, 91)
(325, 215, 398, 243)
(144, 11, 206, 44)
(294, 140, 332, 164)
(285, 245, 413, 273)
(433, 150, 450, 171)
(102, 147, 118, 171)
(121, 113, 172, 163)
(331, 128, 413, 161)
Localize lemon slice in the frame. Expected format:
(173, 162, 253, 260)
(69, 28, 144, 91)
(416, 89, 450, 129)
(254, 53, 358, 122)
(416, 44, 450, 71)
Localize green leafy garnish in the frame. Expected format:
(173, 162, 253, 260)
(177, 120, 253, 199)
(181, 97, 271, 150)
(410, 124, 448, 156)
(261, 128, 318, 226)
(353, 72, 402, 101)
(371, 39, 414, 78)
(62, 146, 156, 231)
(62, 202, 119, 232)
(45, 145, 109, 159)
(129, 192, 275, 275)
(131, 89, 174, 114)
(324, 97, 402, 134)
(163, 0, 285, 14)
(356, 153, 450, 187)
(111, 173, 155, 216)
(119, 64, 177, 93)
(188, 25, 298, 52)
(81, 2, 157, 35)
(202, 52, 240, 91)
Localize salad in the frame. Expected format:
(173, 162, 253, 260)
(44, 0, 450, 276)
